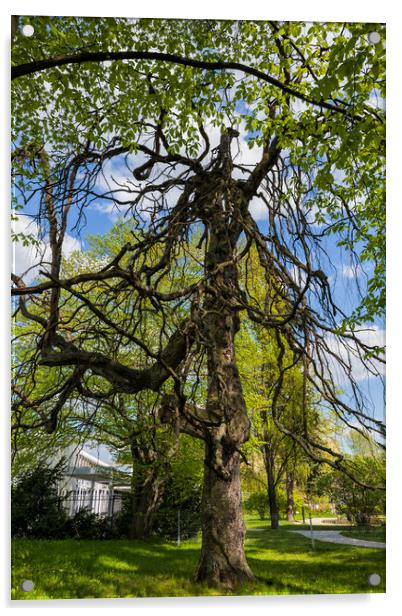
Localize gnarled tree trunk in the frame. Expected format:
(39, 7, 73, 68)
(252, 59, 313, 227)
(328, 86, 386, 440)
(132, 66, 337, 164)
(159, 129, 273, 587)
(194, 162, 253, 587)
(195, 449, 252, 587)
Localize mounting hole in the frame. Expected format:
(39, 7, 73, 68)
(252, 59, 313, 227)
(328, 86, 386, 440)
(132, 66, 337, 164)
(368, 573, 381, 586)
(22, 24, 34, 38)
(20, 579, 35, 592)
(368, 31, 381, 45)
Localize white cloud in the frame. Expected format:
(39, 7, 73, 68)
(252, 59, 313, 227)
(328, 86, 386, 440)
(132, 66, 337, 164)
(231, 136, 263, 171)
(12, 215, 50, 283)
(367, 88, 385, 111)
(11, 214, 81, 284)
(290, 97, 308, 118)
(95, 157, 137, 206)
(289, 264, 308, 287)
(324, 325, 385, 385)
(341, 264, 362, 279)
(62, 234, 82, 257)
(248, 196, 268, 221)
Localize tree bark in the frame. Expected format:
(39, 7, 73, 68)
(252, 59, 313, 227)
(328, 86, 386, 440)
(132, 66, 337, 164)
(192, 146, 254, 587)
(263, 443, 279, 529)
(195, 448, 253, 588)
(286, 471, 295, 522)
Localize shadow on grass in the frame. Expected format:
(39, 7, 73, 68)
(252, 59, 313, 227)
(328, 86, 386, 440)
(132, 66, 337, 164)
(11, 529, 386, 600)
(243, 527, 385, 595)
(11, 538, 204, 600)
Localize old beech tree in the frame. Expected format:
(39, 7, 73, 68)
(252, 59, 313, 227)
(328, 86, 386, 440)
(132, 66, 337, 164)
(11, 18, 385, 587)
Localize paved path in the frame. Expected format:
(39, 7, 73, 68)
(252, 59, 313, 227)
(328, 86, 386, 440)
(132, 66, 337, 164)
(290, 529, 385, 549)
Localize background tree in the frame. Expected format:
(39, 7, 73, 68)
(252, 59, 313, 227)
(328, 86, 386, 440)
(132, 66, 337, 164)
(236, 249, 337, 528)
(315, 450, 385, 525)
(12, 221, 203, 539)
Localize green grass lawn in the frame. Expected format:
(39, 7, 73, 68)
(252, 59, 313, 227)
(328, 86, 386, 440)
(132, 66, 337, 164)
(11, 520, 385, 600)
(340, 527, 386, 542)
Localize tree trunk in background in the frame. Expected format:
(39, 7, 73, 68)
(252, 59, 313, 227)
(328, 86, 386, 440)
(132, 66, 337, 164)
(128, 436, 167, 540)
(263, 443, 279, 529)
(286, 471, 295, 522)
(129, 468, 165, 539)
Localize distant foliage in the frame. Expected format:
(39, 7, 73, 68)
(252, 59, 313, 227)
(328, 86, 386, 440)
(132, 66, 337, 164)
(11, 460, 68, 538)
(317, 454, 385, 525)
(11, 459, 125, 539)
(154, 476, 202, 540)
(244, 491, 269, 520)
(65, 508, 124, 539)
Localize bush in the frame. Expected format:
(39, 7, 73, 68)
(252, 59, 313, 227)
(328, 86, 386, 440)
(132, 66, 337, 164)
(317, 454, 385, 526)
(244, 491, 269, 520)
(153, 507, 201, 540)
(11, 460, 126, 540)
(154, 478, 202, 540)
(11, 460, 69, 538)
(64, 509, 108, 539)
(110, 493, 132, 537)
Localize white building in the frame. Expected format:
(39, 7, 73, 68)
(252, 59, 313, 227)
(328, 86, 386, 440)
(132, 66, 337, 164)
(56, 444, 130, 517)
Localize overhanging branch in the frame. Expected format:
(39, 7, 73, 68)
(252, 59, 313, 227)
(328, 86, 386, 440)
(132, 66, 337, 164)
(39, 322, 194, 394)
(13, 50, 361, 119)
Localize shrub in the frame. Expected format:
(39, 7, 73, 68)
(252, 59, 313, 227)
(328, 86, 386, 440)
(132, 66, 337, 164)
(12, 460, 123, 540)
(64, 509, 116, 539)
(154, 478, 202, 540)
(153, 507, 201, 540)
(11, 460, 68, 538)
(317, 454, 385, 526)
(244, 491, 269, 520)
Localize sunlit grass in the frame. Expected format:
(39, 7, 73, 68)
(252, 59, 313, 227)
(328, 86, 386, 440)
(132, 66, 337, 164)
(340, 527, 386, 542)
(11, 518, 385, 600)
